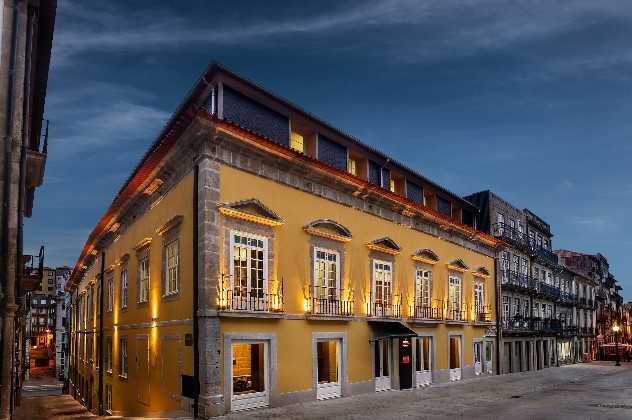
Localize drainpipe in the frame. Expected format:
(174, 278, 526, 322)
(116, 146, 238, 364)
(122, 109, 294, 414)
(73, 289, 78, 400)
(1, 2, 21, 418)
(98, 253, 104, 415)
(192, 165, 200, 418)
(494, 255, 501, 375)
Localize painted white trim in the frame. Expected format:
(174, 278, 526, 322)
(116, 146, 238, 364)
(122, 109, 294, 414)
(312, 247, 341, 300)
(229, 229, 269, 296)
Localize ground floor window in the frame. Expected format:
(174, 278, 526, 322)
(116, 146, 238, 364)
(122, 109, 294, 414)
(449, 336, 462, 381)
(231, 341, 268, 411)
(316, 340, 341, 400)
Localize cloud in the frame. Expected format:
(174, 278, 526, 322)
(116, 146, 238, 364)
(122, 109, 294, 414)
(45, 83, 169, 156)
(52, 0, 632, 76)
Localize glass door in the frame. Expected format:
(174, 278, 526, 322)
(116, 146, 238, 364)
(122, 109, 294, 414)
(374, 339, 391, 392)
(316, 340, 341, 400)
(449, 336, 462, 381)
(231, 233, 268, 311)
(448, 276, 462, 320)
(415, 336, 432, 386)
(231, 341, 269, 411)
(484, 341, 493, 373)
(373, 261, 393, 317)
(473, 341, 483, 375)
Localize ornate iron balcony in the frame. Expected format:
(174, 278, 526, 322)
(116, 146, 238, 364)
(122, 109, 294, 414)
(217, 275, 284, 313)
(309, 288, 354, 316)
(491, 223, 530, 250)
(411, 298, 444, 320)
(445, 303, 468, 322)
(500, 270, 537, 292)
(372, 302, 401, 318)
(475, 304, 492, 322)
(538, 282, 561, 301)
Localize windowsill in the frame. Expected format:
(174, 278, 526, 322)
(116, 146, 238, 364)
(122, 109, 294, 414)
(161, 292, 180, 302)
(106, 410, 112, 416)
(106, 370, 113, 376)
(119, 374, 128, 381)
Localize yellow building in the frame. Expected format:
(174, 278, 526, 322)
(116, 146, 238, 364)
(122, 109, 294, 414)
(67, 63, 502, 417)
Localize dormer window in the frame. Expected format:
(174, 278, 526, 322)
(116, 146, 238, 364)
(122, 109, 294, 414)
(437, 196, 452, 217)
(290, 132, 304, 153)
(389, 179, 395, 192)
(347, 157, 357, 175)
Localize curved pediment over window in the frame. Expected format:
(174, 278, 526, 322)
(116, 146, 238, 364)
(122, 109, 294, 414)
(447, 258, 470, 272)
(473, 266, 491, 277)
(218, 198, 283, 227)
(303, 219, 352, 242)
(366, 237, 401, 255)
(412, 248, 440, 264)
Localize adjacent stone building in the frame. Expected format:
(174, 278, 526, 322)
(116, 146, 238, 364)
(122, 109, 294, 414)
(465, 191, 562, 373)
(0, 0, 56, 416)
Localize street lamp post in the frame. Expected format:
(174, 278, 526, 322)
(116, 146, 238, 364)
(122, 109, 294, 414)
(612, 324, 621, 366)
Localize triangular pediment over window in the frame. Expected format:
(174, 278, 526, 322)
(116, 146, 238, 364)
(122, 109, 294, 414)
(412, 248, 440, 264)
(366, 237, 401, 255)
(304, 219, 352, 242)
(218, 198, 283, 227)
(447, 258, 469, 272)
(473, 266, 491, 277)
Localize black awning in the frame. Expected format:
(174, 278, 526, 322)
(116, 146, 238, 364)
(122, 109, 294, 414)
(368, 320, 417, 341)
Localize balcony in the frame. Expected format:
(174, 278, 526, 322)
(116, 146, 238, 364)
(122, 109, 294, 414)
(530, 243, 558, 267)
(307, 288, 354, 317)
(410, 299, 444, 321)
(537, 282, 561, 301)
(217, 275, 284, 316)
(538, 318, 562, 334)
(22, 246, 45, 292)
(491, 223, 530, 251)
(500, 270, 536, 293)
(475, 305, 493, 322)
(371, 302, 401, 319)
(578, 297, 587, 306)
(561, 325, 578, 337)
(559, 292, 577, 306)
(445, 303, 468, 323)
(502, 316, 534, 333)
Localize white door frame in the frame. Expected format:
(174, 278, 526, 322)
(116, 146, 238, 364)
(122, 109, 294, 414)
(414, 335, 433, 387)
(448, 333, 463, 381)
(484, 340, 494, 374)
(473, 340, 483, 376)
(374, 338, 392, 392)
(224, 333, 277, 413)
(314, 336, 343, 400)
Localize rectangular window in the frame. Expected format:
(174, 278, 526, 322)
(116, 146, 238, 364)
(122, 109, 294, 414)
(405, 180, 424, 205)
(314, 248, 340, 301)
(437, 196, 452, 217)
(106, 337, 112, 373)
(389, 178, 396, 193)
(523, 299, 530, 318)
(415, 269, 432, 308)
(512, 298, 520, 317)
(137, 251, 150, 303)
(290, 132, 304, 153)
(497, 213, 505, 233)
(106, 272, 113, 312)
(231, 232, 267, 303)
(521, 258, 528, 275)
(232, 342, 265, 395)
(512, 255, 520, 272)
(448, 275, 462, 319)
(120, 265, 128, 309)
(373, 260, 393, 308)
(119, 337, 128, 378)
(347, 157, 357, 175)
(164, 238, 180, 295)
(474, 282, 484, 312)
(106, 384, 112, 413)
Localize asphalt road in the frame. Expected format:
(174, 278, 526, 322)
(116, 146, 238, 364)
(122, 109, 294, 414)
(220, 362, 632, 419)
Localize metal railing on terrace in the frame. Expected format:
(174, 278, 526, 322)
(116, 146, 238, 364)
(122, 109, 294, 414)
(537, 282, 561, 301)
(371, 301, 401, 318)
(559, 292, 577, 305)
(308, 287, 354, 316)
(411, 299, 444, 320)
(500, 270, 536, 292)
(217, 275, 284, 313)
(475, 305, 493, 322)
(530, 242, 559, 266)
(445, 303, 469, 322)
(491, 223, 530, 249)
(502, 316, 561, 334)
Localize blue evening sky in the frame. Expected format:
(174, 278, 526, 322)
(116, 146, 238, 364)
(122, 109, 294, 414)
(26, 1, 632, 298)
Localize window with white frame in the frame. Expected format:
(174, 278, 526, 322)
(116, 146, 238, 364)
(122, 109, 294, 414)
(512, 298, 520, 317)
(474, 282, 484, 312)
(373, 260, 392, 308)
(448, 275, 462, 314)
(120, 264, 128, 309)
(497, 212, 505, 233)
(164, 237, 180, 295)
(106, 384, 112, 413)
(521, 258, 528, 275)
(502, 296, 509, 320)
(415, 269, 432, 307)
(230, 232, 267, 300)
(106, 272, 113, 312)
(314, 248, 339, 300)
(523, 298, 530, 318)
(137, 249, 150, 303)
(501, 252, 509, 278)
(105, 337, 112, 373)
(512, 255, 520, 272)
(119, 337, 128, 378)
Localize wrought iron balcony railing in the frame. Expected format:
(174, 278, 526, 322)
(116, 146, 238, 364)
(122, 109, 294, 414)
(491, 223, 530, 249)
(500, 270, 537, 292)
(309, 288, 354, 316)
(217, 275, 284, 313)
(559, 292, 577, 305)
(372, 302, 401, 318)
(475, 304, 493, 322)
(502, 316, 534, 332)
(502, 316, 561, 334)
(411, 299, 444, 320)
(446, 303, 468, 322)
(530, 242, 559, 266)
(537, 282, 561, 301)
(579, 297, 587, 306)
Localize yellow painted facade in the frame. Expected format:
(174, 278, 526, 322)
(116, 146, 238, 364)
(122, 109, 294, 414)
(70, 172, 195, 416)
(216, 164, 496, 399)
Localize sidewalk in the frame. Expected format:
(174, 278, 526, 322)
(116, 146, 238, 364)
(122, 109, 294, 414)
(14, 394, 100, 419)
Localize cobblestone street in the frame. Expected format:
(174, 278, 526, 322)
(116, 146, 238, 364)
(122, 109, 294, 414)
(220, 362, 632, 420)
